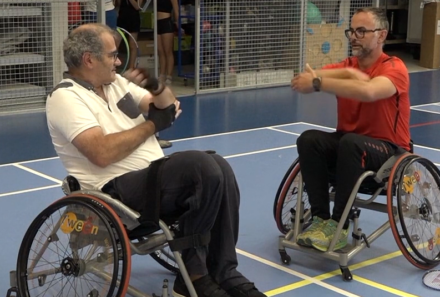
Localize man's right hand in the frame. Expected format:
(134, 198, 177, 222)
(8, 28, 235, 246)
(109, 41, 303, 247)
(145, 103, 177, 133)
(123, 68, 150, 87)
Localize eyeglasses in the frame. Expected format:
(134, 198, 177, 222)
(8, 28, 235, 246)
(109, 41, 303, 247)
(107, 51, 119, 61)
(344, 28, 383, 39)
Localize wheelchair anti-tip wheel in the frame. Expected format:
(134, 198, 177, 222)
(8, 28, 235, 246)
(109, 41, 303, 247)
(274, 158, 312, 234)
(16, 195, 131, 297)
(388, 155, 440, 270)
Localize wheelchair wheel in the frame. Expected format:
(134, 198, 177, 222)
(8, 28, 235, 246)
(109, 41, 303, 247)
(274, 158, 312, 234)
(150, 246, 179, 274)
(16, 195, 131, 297)
(388, 155, 440, 270)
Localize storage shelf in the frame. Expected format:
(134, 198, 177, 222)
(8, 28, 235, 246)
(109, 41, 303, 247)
(0, 53, 45, 66)
(0, 82, 46, 100)
(385, 39, 406, 44)
(0, 6, 42, 17)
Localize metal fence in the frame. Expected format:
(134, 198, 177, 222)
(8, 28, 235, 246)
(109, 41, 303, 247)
(0, 0, 383, 110)
(195, 0, 374, 93)
(0, 0, 98, 113)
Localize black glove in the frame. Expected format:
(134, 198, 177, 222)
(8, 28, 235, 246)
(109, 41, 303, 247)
(144, 77, 165, 96)
(145, 103, 176, 133)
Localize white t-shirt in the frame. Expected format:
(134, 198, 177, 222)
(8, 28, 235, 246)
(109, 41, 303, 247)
(46, 73, 164, 190)
(84, 0, 115, 12)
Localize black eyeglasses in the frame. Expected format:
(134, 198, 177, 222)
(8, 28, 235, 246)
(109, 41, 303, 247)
(344, 28, 383, 39)
(107, 51, 119, 61)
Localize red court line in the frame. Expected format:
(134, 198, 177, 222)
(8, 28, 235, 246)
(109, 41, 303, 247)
(410, 120, 440, 128)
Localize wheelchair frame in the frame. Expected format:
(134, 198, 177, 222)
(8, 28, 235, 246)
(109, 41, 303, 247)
(274, 152, 440, 281)
(7, 187, 198, 297)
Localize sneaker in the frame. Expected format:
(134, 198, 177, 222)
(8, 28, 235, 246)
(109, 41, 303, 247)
(227, 283, 267, 297)
(165, 75, 173, 86)
(173, 274, 231, 297)
(296, 216, 326, 247)
(309, 219, 348, 252)
(157, 138, 172, 149)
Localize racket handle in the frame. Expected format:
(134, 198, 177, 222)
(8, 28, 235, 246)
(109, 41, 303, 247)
(144, 77, 166, 96)
(144, 77, 159, 92)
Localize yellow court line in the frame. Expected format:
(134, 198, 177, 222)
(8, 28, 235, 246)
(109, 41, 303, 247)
(239, 247, 415, 297)
(354, 275, 420, 297)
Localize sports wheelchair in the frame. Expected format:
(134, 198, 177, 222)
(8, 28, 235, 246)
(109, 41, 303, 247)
(273, 148, 440, 281)
(6, 173, 200, 297)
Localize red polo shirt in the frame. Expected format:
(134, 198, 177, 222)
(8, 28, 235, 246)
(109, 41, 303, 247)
(322, 53, 411, 151)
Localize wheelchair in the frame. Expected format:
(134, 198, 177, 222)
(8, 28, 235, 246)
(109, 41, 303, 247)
(274, 148, 440, 281)
(6, 174, 199, 297)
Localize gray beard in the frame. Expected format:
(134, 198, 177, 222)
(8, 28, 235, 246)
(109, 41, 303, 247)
(352, 46, 373, 59)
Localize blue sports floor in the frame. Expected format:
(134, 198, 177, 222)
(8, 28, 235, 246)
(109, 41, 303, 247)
(2, 70, 440, 296)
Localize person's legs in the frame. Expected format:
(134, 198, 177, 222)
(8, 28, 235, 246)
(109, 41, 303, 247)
(104, 151, 231, 296)
(296, 130, 342, 219)
(162, 31, 175, 84)
(157, 34, 167, 81)
(310, 133, 397, 251)
(294, 130, 342, 246)
(333, 133, 396, 224)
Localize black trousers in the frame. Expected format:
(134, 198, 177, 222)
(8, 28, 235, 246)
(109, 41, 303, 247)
(296, 130, 399, 229)
(103, 150, 248, 290)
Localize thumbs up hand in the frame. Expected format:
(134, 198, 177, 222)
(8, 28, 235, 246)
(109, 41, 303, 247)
(291, 63, 316, 94)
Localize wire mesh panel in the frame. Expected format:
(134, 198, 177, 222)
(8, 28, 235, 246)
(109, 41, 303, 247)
(197, 0, 302, 92)
(196, 0, 377, 93)
(0, 0, 99, 114)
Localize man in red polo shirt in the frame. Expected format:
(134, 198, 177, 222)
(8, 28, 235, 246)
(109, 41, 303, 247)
(290, 7, 410, 252)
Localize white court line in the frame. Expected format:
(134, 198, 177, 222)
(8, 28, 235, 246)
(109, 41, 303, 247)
(236, 249, 360, 297)
(0, 144, 297, 198)
(410, 107, 440, 115)
(224, 145, 296, 159)
(0, 156, 60, 168)
(0, 184, 61, 198)
(267, 127, 301, 136)
(299, 122, 440, 152)
(13, 164, 62, 184)
(410, 102, 440, 108)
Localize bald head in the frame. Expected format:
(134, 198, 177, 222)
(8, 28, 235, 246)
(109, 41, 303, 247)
(63, 23, 116, 69)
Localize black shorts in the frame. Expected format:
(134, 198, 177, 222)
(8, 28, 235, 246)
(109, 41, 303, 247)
(157, 17, 174, 35)
(117, 5, 140, 33)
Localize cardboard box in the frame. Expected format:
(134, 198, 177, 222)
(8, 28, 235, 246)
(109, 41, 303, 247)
(420, 2, 440, 68)
(137, 39, 154, 56)
(140, 11, 154, 29)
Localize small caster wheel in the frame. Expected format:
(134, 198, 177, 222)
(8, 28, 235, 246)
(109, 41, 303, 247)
(184, 78, 188, 86)
(340, 266, 353, 281)
(279, 250, 291, 265)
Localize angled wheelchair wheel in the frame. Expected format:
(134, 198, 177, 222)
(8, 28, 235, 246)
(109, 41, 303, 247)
(150, 246, 179, 274)
(16, 195, 131, 297)
(388, 155, 440, 270)
(274, 158, 312, 234)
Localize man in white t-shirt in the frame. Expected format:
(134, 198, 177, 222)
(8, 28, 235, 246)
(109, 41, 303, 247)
(46, 23, 266, 297)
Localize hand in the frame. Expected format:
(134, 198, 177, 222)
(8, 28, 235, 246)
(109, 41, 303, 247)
(145, 103, 177, 133)
(347, 68, 370, 81)
(123, 68, 150, 87)
(291, 63, 316, 94)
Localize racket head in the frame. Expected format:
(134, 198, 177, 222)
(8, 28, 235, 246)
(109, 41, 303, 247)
(422, 270, 440, 291)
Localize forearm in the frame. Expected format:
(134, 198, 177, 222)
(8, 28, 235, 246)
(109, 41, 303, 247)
(171, 0, 179, 23)
(314, 68, 352, 79)
(321, 78, 373, 102)
(87, 121, 156, 167)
